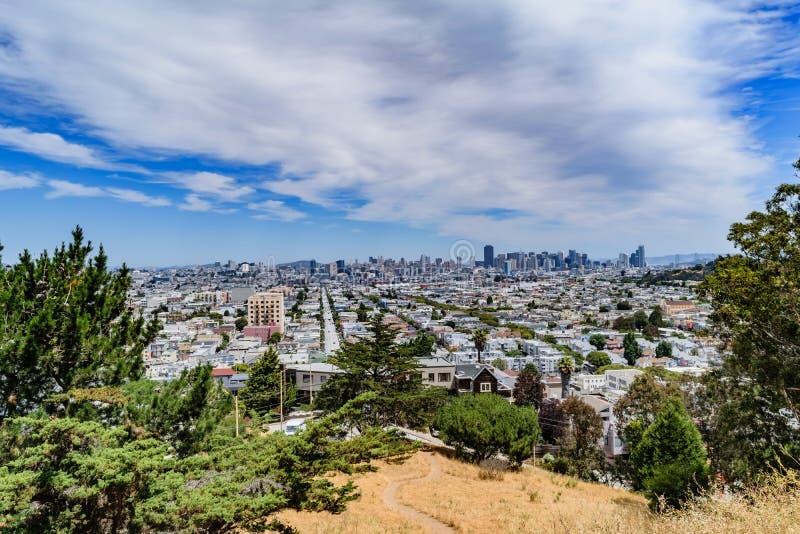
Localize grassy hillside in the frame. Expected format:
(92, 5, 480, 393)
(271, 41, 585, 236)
(276, 451, 799, 534)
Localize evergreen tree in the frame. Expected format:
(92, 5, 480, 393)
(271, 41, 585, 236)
(655, 341, 672, 358)
(623, 332, 642, 366)
(433, 393, 539, 466)
(630, 399, 709, 509)
(0, 227, 160, 419)
(586, 351, 611, 369)
(122, 365, 232, 457)
(513, 364, 544, 409)
(238, 347, 294, 418)
(648, 308, 664, 327)
(316, 314, 445, 429)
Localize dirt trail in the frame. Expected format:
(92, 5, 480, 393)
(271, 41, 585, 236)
(381, 452, 455, 534)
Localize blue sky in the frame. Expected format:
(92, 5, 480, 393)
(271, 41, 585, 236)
(0, 1, 799, 266)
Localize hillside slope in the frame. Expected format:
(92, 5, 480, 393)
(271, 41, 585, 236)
(277, 451, 800, 534)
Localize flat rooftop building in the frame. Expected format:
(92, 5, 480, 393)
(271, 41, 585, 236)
(247, 292, 285, 333)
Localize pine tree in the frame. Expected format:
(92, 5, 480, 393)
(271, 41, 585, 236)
(630, 398, 709, 509)
(623, 332, 642, 366)
(316, 314, 445, 429)
(239, 347, 294, 418)
(433, 393, 539, 466)
(0, 227, 160, 419)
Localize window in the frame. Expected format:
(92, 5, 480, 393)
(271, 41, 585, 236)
(480, 382, 492, 393)
(438, 373, 451, 383)
(320, 375, 327, 383)
(302, 374, 310, 384)
(427, 373, 435, 382)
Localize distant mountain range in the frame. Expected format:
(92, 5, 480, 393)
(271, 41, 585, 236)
(645, 253, 725, 266)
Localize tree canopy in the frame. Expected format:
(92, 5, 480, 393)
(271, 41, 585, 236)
(433, 393, 539, 466)
(239, 347, 295, 418)
(698, 177, 800, 483)
(589, 333, 606, 350)
(630, 398, 709, 509)
(0, 227, 160, 419)
(315, 315, 445, 429)
(513, 364, 544, 409)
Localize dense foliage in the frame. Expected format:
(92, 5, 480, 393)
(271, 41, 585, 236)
(553, 397, 605, 480)
(630, 399, 709, 509)
(0, 227, 160, 419)
(239, 347, 295, 418)
(316, 315, 447, 429)
(433, 393, 539, 466)
(0, 230, 414, 532)
(513, 364, 544, 409)
(698, 177, 800, 483)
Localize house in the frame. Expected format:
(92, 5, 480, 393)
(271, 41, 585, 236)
(211, 368, 235, 389)
(417, 357, 456, 388)
(573, 373, 606, 394)
(579, 394, 625, 457)
(227, 373, 249, 393)
(453, 364, 498, 395)
(287, 362, 344, 402)
(605, 368, 644, 391)
(492, 368, 517, 398)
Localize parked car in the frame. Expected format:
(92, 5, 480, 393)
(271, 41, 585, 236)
(283, 418, 307, 436)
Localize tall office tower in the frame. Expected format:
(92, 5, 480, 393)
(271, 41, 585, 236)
(247, 292, 285, 332)
(618, 253, 629, 268)
(309, 259, 317, 273)
(637, 245, 646, 268)
(568, 249, 577, 266)
(581, 253, 588, 266)
(336, 259, 345, 273)
(496, 253, 506, 268)
(483, 245, 494, 268)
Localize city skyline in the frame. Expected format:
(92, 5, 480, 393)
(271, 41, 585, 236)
(0, 2, 799, 265)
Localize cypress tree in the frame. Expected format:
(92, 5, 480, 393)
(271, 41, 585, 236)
(630, 398, 709, 509)
(0, 227, 160, 419)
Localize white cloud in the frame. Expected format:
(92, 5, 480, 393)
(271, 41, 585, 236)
(45, 179, 105, 198)
(106, 187, 170, 207)
(0, 170, 39, 190)
(247, 199, 306, 222)
(178, 193, 212, 212)
(166, 171, 254, 202)
(46, 179, 170, 207)
(0, 125, 132, 171)
(1, 1, 798, 252)
(178, 193, 237, 214)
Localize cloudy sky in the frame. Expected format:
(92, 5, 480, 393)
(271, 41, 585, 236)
(0, 1, 798, 265)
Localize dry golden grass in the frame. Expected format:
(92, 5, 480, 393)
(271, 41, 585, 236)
(651, 471, 800, 534)
(276, 451, 800, 534)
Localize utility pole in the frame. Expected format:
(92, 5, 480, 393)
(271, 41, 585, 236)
(279, 367, 284, 433)
(309, 364, 314, 405)
(234, 393, 239, 437)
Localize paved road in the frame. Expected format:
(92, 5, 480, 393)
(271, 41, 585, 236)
(321, 286, 341, 355)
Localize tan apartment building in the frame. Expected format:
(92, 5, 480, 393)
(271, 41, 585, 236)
(247, 292, 285, 332)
